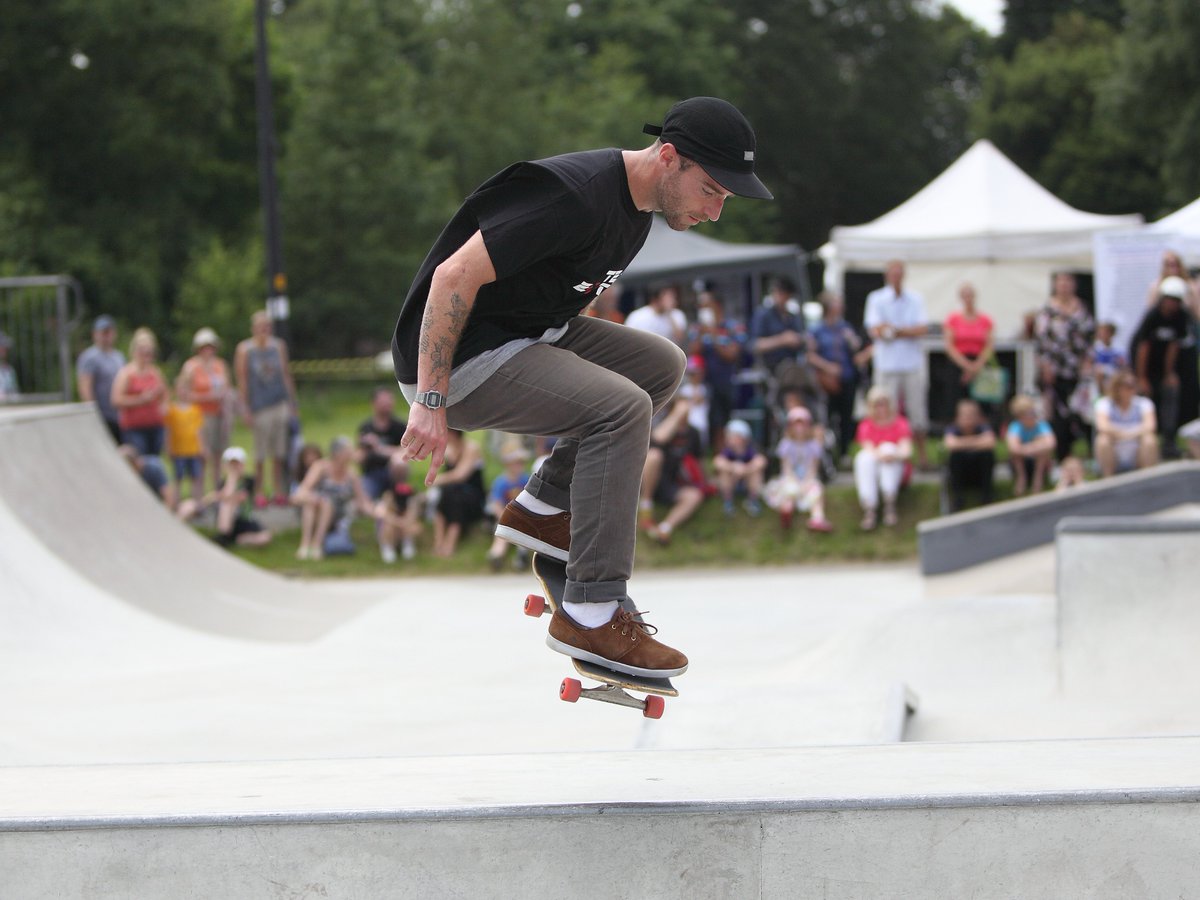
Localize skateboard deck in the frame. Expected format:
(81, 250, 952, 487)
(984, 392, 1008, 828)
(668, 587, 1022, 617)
(528, 552, 677, 717)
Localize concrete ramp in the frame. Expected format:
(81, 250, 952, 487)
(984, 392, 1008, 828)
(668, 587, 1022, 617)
(4, 739, 1200, 899)
(919, 461, 1200, 575)
(0, 405, 377, 642)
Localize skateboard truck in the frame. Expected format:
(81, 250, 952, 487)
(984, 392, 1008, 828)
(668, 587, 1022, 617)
(559, 676, 666, 718)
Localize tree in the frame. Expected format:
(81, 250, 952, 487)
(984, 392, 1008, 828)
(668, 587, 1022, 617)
(0, 0, 269, 357)
(172, 236, 265, 363)
(975, 13, 1159, 216)
(724, 0, 989, 250)
(1104, 0, 1200, 214)
(275, 0, 672, 354)
(997, 0, 1124, 57)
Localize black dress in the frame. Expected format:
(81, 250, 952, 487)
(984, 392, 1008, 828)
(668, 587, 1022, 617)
(436, 451, 486, 527)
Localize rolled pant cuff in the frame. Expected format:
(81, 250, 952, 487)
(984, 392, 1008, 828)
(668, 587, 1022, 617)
(526, 473, 571, 512)
(564, 578, 626, 604)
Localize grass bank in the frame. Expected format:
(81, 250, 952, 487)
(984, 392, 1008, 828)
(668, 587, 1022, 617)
(218, 380, 1013, 578)
(223, 480, 956, 578)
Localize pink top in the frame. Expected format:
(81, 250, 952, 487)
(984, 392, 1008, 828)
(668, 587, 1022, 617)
(856, 416, 912, 447)
(117, 369, 165, 431)
(945, 311, 994, 358)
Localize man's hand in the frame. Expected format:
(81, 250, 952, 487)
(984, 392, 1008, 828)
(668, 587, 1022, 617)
(400, 404, 448, 486)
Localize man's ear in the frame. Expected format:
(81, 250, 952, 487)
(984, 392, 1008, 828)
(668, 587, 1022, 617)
(657, 141, 679, 169)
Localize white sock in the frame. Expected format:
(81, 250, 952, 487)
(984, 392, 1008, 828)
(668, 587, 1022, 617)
(516, 490, 563, 516)
(563, 600, 618, 628)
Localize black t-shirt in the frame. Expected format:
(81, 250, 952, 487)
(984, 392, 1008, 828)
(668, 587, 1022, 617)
(357, 415, 407, 474)
(392, 148, 652, 383)
(1132, 305, 1196, 381)
(944, 422, 993, 438)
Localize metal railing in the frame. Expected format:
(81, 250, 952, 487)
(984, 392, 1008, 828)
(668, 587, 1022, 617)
(0, 276, 84, 404)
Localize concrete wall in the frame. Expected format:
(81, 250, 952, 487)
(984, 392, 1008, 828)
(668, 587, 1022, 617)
(7, 803, 1200, 899)
(1057, 516, 1200, 695)
(5, 741, 1200, 899)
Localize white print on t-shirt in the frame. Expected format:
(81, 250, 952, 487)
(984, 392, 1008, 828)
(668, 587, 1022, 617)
(573, 269, 623, 298)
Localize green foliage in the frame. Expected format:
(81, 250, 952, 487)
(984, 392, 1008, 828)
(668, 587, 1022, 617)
(996, 0, 1125, 58)
(723, 0, 990, 249)
(276, 0, 458, 357)
(173, 236, 265, 363)
(17, 0, 1200, 363)
(1104, 0, 1200, 214)
(975, 13, 1160, 216)
(0, 0, 268, 336)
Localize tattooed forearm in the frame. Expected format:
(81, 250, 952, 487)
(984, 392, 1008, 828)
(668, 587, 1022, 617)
(419, 288, 473, 390)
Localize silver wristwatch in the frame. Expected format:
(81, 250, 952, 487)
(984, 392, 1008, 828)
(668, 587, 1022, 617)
(413, 389, 446, 410)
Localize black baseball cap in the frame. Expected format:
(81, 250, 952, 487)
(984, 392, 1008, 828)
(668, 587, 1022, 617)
(643, 97, 773, 201)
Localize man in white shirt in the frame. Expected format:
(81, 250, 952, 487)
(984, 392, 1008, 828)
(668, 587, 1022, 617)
(864, 260, 930, 467)
(625, 284, 688, 348)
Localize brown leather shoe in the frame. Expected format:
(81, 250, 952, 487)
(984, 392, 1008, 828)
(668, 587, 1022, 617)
(494, 500, 569, 562)
(547, 607, 688, 678)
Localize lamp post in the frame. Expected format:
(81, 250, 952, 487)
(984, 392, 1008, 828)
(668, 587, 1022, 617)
(254, 0, 288, 340)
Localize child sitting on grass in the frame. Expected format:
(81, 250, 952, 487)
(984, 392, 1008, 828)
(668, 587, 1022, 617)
(764, 406, 832, 532)
(1005, 395, 1056, 496)
(712, 419, 767, 517)
(213, 446, 272, 548)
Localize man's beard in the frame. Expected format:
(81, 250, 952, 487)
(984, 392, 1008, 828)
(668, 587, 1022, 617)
(655, 171, 698, 231)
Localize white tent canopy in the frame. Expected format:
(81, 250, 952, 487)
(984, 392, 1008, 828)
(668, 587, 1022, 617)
(621, 215, 803, 284)
(1146, 195, 1200, 260)
(821, 140, 1143, 336)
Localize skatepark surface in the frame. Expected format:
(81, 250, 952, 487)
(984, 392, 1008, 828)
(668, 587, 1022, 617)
(4, 405, 1200, 898)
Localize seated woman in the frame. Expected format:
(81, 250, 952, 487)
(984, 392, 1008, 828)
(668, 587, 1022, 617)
(1094, 371, 1158, 477)
(712, 419, 768, 517)
(429, 429, 486, 558)
(292, 436, 375, 560)
(1005, 395, 1056, 495)
(853, 386, 912, 529)
(376, 458, 423, 563)
(943, 399, 996, 512)
(639, 395, 710, 545)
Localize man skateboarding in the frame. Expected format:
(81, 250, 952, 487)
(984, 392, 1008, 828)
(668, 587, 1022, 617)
(393, 97, 772, 679)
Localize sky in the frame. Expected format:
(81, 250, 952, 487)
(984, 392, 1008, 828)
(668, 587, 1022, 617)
(944, 0, 1004, 34)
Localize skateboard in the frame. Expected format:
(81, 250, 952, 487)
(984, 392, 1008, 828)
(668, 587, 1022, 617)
(526, 552, 677, 719)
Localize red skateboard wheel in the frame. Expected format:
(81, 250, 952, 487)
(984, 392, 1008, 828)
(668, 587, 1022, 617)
(559, 677, 582, 703)
(524, 594, 546, 617)
(643, 695, 665, 719)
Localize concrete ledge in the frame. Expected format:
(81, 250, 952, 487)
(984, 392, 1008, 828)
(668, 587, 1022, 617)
(5, 740, 1198, 828)
(1057, 515, 1200, 535)
(4, 742, 1200, 899)
(1057, 516, 1200, 695)
(918, 461, 1200, 574)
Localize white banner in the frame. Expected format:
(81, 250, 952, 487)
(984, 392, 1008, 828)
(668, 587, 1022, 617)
(1093, 230, 1177, 345)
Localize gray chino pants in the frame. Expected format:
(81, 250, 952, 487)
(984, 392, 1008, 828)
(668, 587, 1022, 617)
(448, 316, 686, 604)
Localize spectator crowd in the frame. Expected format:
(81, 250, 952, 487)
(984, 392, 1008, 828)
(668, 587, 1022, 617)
(62, 251, 1200, 565)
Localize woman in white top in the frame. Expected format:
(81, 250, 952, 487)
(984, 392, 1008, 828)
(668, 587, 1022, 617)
(1093, 371, 1158, 477)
